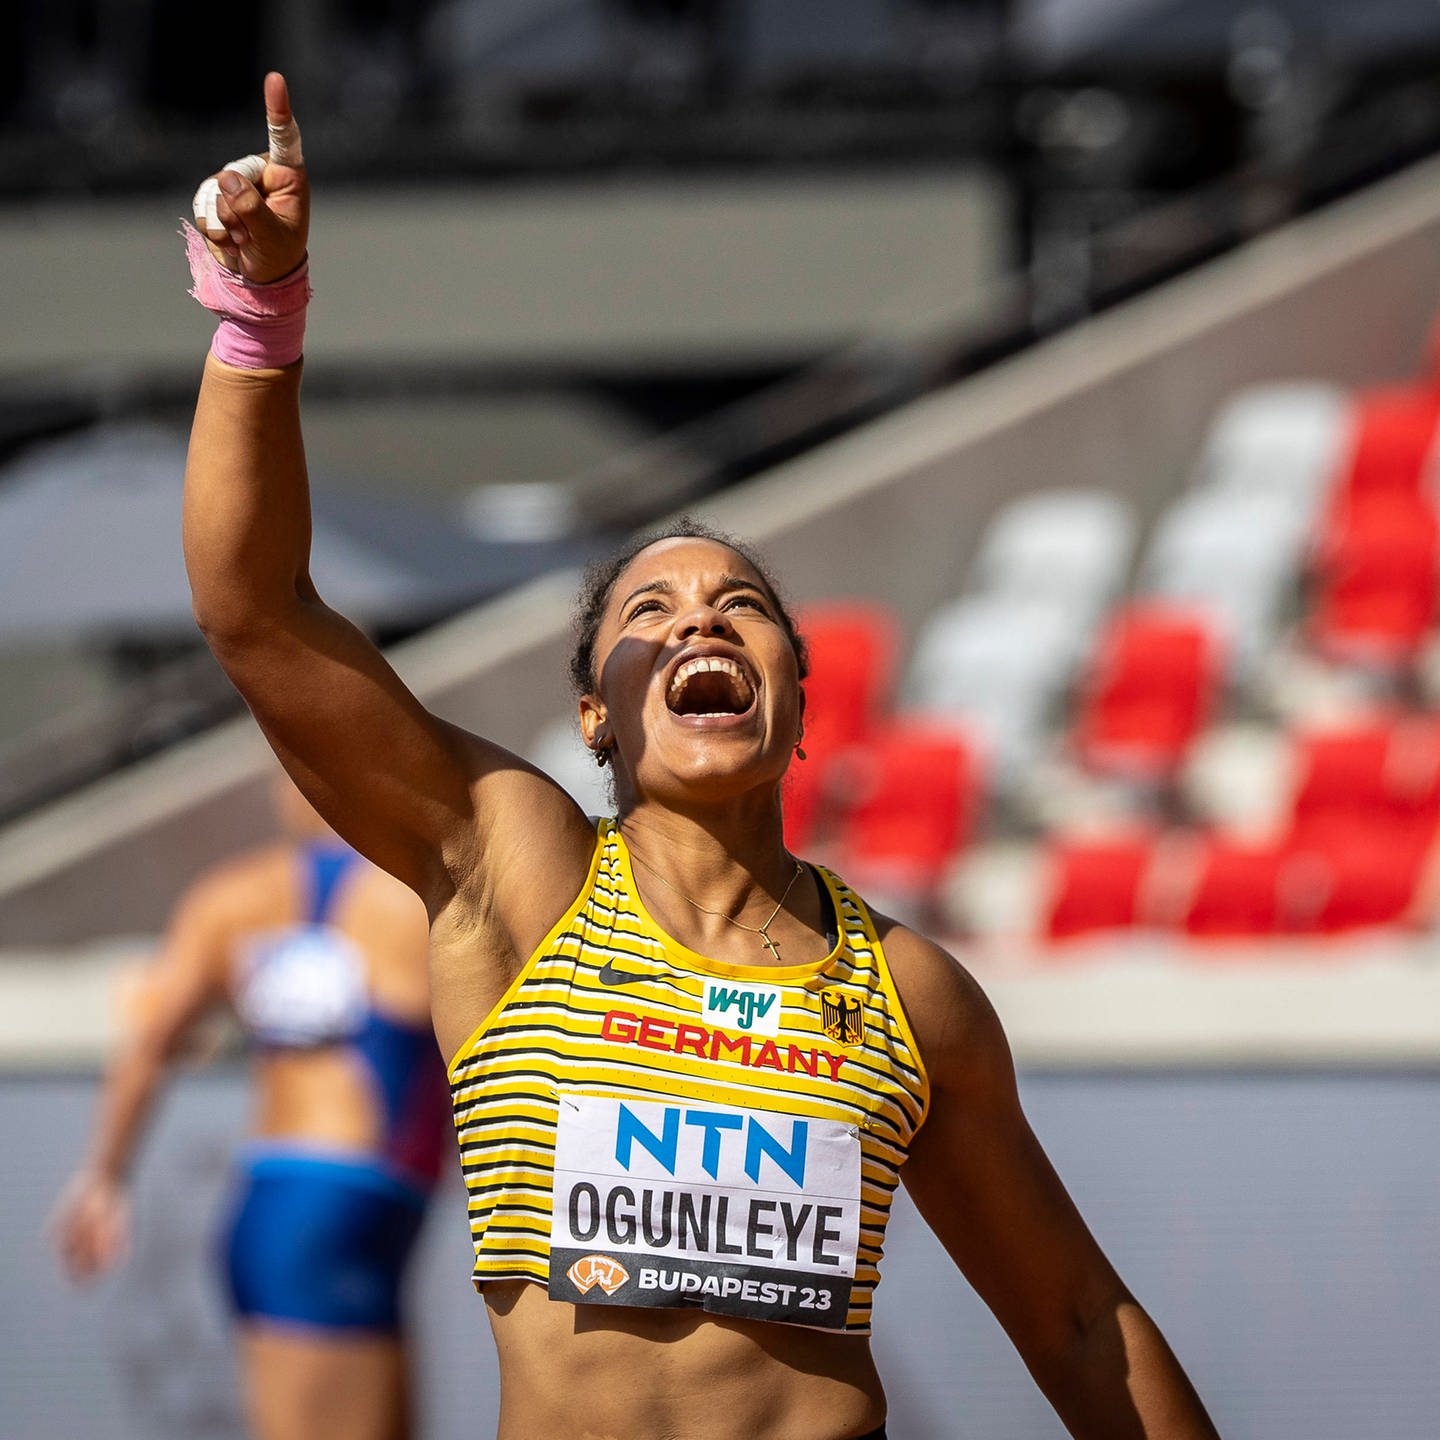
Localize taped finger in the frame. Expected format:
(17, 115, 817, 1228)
(192, 177, 223, 232)
(224, 153, 267, 186)
(267, 116, 304, 168)
(191, 155, 268, 231)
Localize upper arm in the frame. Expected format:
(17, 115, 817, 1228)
(184, 358, 596, 917)
(133, 873, 242, 1057)
(889, 929, 1129, 1361)
(216, 601, 490, 889)
(248, 623, 597, 957)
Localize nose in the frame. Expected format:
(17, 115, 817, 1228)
(675, 601, 735, 641)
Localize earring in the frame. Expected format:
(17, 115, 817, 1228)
(594, 746, 610, 769)
(794, 739, 807, 761)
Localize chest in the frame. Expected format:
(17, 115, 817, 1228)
(474, 923, 924, 1147)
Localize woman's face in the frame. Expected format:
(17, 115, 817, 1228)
(580, 537, 803, 808)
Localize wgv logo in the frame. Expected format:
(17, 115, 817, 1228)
(615, 1102, 809, 1189)
(703, 980, 783, 1036)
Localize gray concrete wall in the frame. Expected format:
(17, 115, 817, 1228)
(1, 170, 1007, 383)
(8, 1068, 1438, 1439)
(5, 153, 1440, 943)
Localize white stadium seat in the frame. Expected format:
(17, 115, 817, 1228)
(1141, 487, 1309, 674)
(902, 594, 1091, 777)
(1191, 382, 1350, 525)
(971, 489, 1136, 627)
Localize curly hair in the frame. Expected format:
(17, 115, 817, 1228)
(568, 518, 810, 697)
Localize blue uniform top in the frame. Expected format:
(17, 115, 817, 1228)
(233, 842, 448, 1189)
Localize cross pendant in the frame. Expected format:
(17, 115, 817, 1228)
(758, 931, 782, 962)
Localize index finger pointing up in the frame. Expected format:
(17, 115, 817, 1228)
(264, 71, 304, 168)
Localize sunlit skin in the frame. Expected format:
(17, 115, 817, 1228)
(585, 541, 802, 811)
(176, 71, 1221, 1440)
(577, 538, 830, 966)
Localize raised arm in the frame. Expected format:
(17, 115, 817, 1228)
(49, 872, 235, 1281)
(889, 928, 1220, 1439)
(183, 74, 593, 925)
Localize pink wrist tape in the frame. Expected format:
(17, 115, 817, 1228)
(182, 222, 311, 369)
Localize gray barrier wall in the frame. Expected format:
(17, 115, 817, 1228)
(8, 1067, 1438, 1440)
(0, 172, 1006, 383)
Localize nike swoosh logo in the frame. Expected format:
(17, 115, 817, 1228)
(596, 961, 662, 987)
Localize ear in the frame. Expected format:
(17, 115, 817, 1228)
(578, 695, 607, 750)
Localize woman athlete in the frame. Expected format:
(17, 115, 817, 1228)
(179, 72, 1219, 1440)
(51, 776, 448, 1440)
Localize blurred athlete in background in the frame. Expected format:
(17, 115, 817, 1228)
(51, 775, 448, 1440)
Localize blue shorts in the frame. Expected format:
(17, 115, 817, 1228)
(221, 1148, 429, 1334)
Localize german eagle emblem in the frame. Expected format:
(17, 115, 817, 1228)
(820, 988, 865, 1047)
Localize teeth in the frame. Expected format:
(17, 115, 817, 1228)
(670, 656, 750, 691)
(668, 655, 754, 705)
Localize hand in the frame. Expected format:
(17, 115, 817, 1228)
(49, 1170, 132, 1282)
(193, 71, 309, 283)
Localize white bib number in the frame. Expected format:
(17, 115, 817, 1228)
(549, 1093, 861, 1330)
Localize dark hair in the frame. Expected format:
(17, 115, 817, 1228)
(568, 518, 810, 696)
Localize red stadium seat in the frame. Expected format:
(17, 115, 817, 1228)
(784, 601, 900, 848)
(1308, 494, 1440, 666)
(1071, 603, 1225, 782)
(1299, 828, 1430, 934)
(1168, 717, 1440, 939)
(830, 721, 985, 897)
(1179, 837, 1292, 938)
(1175, 830, 1427, 938)
(1042, 830, 1158, 940)
(1267, 714, 1440, 933)
(1288, 713, 1440, 844)
(1331, 386, 1440, 507)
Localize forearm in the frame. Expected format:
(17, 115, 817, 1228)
(1036, 1296, 1220, 1440)
(183, 355, 315, 638)
(81, 1037, 173, 1184)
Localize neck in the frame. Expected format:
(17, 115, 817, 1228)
(620, 801, 791, 889)
(618, 804, 811, 962)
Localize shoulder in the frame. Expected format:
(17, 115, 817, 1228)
(871, 912, 1013, 1101)
(174, 844, 293, 926)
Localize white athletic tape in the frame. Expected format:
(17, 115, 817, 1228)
(225, 153, 268, 185)
(192, 178, 217, 232)
(267, 116, 304, 168)
(190, 154, 268, 233)
(188, 112, 302, 234)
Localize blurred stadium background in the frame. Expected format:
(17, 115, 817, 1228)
(6, 1, 1440, 1436)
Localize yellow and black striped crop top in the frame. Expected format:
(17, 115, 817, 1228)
(447, 819, 930, 1334)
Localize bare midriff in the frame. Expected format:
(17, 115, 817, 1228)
(249, 1047, 379, 1154)
(482, 1279, 886, 1440)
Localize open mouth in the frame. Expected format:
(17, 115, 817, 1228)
(666, 655, 756, 718)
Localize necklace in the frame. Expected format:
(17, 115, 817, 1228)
(629, 847, 805, 963)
